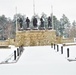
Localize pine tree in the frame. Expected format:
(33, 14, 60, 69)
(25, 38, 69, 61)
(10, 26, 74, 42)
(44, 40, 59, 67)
(59, 14, 70, 38)
(69, 20, 76, 38)
(53, 15, 60, 36)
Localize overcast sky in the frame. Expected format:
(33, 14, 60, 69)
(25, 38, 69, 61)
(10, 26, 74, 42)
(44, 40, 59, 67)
(0, 0, 76, 22)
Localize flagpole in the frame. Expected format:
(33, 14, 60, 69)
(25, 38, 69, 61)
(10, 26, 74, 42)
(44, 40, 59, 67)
(51, 5, 54, 30)
(16, 7, 18, 32)
(33, 0, 35, 16)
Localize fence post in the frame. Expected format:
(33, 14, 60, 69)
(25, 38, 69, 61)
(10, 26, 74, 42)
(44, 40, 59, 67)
(57, 45, 59, 52)
(61, 46, 63, 54)
(51, 43, 53, 48)
(67, 48, 69, 58)
(17, 48, 19, 56)
(14, 50, 16, 60)
(54, 44, 55, 50)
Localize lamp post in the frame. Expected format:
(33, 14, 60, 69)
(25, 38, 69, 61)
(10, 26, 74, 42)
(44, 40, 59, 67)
(51, 5, 54, 30)
(16, 7, 18, 32)
(33, 0, 35, 16)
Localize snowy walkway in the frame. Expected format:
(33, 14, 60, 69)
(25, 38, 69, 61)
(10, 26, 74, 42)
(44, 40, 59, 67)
(0, 45, 76, 75)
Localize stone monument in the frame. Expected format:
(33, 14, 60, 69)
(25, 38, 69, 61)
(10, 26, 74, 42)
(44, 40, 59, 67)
(48, 16, 52, 29)
(26, 17, 30, 30)
(40, 17, 45, 30)
(33, 17, 38, 29)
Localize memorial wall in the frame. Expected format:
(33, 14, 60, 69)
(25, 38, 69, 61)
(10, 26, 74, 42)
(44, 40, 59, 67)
(14, 16, 56, 46)
(15, 30, 56, 47)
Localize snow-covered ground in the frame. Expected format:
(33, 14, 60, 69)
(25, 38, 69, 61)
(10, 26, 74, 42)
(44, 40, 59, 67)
(0, 45, 16, 62)
(0, 45, 76, 75)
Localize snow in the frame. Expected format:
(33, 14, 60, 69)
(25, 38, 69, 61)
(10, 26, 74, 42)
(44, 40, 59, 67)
(0, 45, 16, 62)
(0, 45, 76, 75)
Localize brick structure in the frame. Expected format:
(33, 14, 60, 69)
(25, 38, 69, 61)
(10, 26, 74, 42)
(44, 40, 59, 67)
(15, 30, 56, 46)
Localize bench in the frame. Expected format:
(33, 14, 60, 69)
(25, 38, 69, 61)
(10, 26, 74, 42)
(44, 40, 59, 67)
(0, 45, 10, 48)
(63, 43, 76, 46)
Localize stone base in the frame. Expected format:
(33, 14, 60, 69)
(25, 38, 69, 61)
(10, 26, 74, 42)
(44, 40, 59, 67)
(15, 30, 56, 47)
(39, 27, 45, 30)
(26, 28, 31, 30)
(47, 27, 52, 30)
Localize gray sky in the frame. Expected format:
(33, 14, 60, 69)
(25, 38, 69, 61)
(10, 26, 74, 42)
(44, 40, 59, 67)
(0, 0, 76, 22)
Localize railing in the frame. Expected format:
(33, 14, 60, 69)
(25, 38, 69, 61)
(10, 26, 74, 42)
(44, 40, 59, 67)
(0, 46, 24, 64)
(51, 43, 76, 62)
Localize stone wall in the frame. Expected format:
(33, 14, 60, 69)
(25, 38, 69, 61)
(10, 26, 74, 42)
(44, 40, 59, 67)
(0, 40, 9, 46)
(8, 39, 15, 45)
(56, 36, 74, 44)
(0, 30, 74, 47)
(15, 30, 56, 46)
(61, 38, 74, 43)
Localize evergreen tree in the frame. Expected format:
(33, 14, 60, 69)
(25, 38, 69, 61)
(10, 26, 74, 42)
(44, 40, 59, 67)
(72, 20, 76, 26)
(53, 15, 60, 36)
(69, 20, 76, 38)
(0, 15, 9, 39)
(59, 14, 70, 38)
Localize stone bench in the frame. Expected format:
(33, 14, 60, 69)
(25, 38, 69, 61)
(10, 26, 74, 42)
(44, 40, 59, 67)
(0, 45, 9, 48)
(63, 43, 76, 46)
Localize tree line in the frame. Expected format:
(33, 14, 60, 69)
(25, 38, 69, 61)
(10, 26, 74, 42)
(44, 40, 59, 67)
(0, 13, 76, 40)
